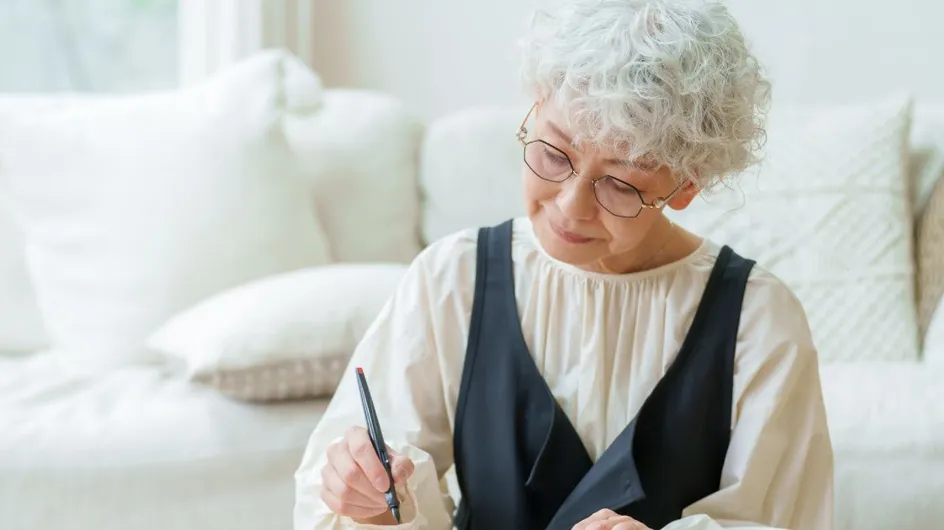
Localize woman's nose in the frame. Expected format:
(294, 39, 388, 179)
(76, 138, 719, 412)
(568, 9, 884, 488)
(555, 174, 597, 221)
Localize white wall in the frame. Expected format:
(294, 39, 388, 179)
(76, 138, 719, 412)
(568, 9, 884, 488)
(310, 0, 944, 120)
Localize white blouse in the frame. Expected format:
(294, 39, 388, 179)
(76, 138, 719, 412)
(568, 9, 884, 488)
(294, 217, 833, 530)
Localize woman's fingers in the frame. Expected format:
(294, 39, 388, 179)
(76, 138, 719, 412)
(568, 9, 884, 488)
(571, 510, 649, 530)
(612, 521, 649, 530)
(387, 446, 415, 483)
(572, 509, 619, 529)
(320, 488, 385, 520)
(346, 426, 397, 492)
(326, 436, 386, 502)
(321, 458, 384, 509)
(320, 426, 417, 519)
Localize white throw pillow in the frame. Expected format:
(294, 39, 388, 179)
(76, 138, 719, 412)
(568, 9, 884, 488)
(668, 95, 918, 363)
(147, 264, 408, 402)
(0, 50, 332, 365)
(0, 95, 125, 354)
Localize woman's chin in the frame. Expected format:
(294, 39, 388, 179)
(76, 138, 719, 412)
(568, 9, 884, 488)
(536, 228, 596, 266)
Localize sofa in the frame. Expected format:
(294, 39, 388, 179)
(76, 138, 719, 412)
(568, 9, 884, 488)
(1, 52, 943, 530)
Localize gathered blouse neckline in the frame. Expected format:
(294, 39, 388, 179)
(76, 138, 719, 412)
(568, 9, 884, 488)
(518, 217, 719, 285)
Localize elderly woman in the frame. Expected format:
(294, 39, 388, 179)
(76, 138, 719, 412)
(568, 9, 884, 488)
(294, 0, 833, 529)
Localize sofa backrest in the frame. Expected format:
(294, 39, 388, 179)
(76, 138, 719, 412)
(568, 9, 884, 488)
(419, 105, 527, 244)
(3, 78, 943, 359)
(287, 89, 426, 263)
(419, 102, 944, 243)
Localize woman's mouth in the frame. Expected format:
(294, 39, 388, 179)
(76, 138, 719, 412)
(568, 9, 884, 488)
(549, 220, 594, 244)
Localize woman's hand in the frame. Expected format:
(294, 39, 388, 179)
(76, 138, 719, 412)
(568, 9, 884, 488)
(320, 426, 415, 525)
(572, 509, 652, 530)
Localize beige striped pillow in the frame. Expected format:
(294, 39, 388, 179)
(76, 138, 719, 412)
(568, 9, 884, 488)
(917, 175, 944, 343)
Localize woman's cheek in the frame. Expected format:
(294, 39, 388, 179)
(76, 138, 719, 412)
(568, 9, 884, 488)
(522, 170, 556, 210)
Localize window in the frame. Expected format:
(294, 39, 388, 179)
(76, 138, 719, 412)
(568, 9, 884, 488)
(0, 0, 177, 93)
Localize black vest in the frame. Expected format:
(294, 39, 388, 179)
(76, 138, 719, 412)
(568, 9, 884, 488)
(452, 220, 755, 530)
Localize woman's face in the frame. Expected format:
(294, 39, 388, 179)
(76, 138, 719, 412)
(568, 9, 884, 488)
(523, 102, 699, 273)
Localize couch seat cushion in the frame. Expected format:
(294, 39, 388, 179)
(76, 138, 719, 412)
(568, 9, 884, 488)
(0, 353, 328, 530)
(821, 363, 944, 529)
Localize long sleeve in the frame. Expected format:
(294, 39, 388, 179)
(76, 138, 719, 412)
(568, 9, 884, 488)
(665, 269, 834, 530)
(293, 235, 477, 530)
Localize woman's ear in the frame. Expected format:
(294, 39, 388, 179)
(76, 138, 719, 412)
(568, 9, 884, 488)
(666, 179, 700, 211)
(533, 99, 546, 120)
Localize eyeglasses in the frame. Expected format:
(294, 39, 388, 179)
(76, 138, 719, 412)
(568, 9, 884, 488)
(516, 104, 682, 219)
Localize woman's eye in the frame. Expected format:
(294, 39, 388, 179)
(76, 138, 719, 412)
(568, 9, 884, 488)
(606, 178, 640, 195)
(543, 147, 569, 165)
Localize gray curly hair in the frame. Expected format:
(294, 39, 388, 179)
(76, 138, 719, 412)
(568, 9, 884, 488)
(519, 0, 771, 189)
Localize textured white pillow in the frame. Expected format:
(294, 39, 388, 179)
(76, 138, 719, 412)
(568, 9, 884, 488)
(668, 95, 918, 363)
(0, 50, 332, 365)
(147, 264, 408, 402)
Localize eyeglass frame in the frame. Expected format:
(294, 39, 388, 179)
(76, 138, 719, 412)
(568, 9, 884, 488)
(516, 103, 684, 219)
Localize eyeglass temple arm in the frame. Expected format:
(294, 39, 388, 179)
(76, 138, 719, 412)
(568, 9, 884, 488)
(646, 182, 687, 208)
(517, 103, 537, 143)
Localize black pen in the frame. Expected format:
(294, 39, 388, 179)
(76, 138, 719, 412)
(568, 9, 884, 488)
(355, 367, 401, 524)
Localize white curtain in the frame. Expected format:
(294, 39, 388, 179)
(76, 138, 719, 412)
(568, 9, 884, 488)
(177, 0, 313, 86)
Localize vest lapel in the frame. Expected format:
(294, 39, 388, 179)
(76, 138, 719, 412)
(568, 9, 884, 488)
(524, 395, 593, 492)
(546, 418, 647, 530)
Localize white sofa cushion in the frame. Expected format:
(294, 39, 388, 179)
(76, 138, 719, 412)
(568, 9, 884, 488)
(0, 354, 329, 530)
(0, 196, 45, 353)
(0, 50, 332, 366)
(286, 89, 425, 262)
(147, 263, 407, 402)
(420, 105, 526, 244)
(820, 362, 944, 529)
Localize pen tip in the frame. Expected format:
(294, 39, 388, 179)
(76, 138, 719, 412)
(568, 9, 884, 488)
(356, 367, 364, 375)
